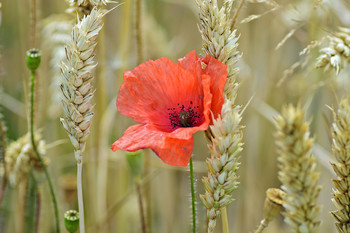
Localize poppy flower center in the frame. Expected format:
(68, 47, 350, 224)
(168, 102, 201, 129)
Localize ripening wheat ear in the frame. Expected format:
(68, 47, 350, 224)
(60, 8, 104, 161)
(275, 104, 322, 233)
(197, 1, 244, 232)
(60, 8, 105, 233)
(330, 98, 350, 233)
(316, 27, 350, 74)
(200, 99, 244, 233)
(197, 0, 241, 101)
(5, 131, 47, 187)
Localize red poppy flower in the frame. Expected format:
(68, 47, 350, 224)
(111, 51, 227, 166)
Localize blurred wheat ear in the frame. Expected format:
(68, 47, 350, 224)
(330, 98, 350, 233)
(316, 27, 350, 74)
(275, 104, 322, 233)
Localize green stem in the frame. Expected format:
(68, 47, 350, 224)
(30, 70, 60, 233)
(221, 207, 229, 233)
(136, 179, 147, 233)
(189, 157, 196, 233)
(25, 171, 37, 233)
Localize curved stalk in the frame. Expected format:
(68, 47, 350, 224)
(30, 70, 60, 233)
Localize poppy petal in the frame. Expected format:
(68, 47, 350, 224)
(201, 55, 227, 119)
(117, 57, 203, 131)
(178, 51, 227, 120)
(111, 124, 193, 166)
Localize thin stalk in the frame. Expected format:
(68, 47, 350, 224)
(230, 0, 245, 30)
(25, 171, 37, 233)
(31, 0, 38, 48)
(76, 155, 85, 233)
(35, 189, 41, 233)
(136, 0, 143, 64)
(144, 151, 152, 232)
(189, 157, 196, 233)
(136, 179, 147, 233)
(29, 70, 60, 233)
(254, 220, 268, 233)
(221, 207, 229, 233)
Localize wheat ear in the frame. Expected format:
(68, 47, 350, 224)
(60, 8, 104, 233)
(316, 27, 350, 74)
(197, 0, 240, 101)
(330, 98, 350, 233)
(197, 1, 244, 232)
(275, 104, 322, 233)
(200, 99, 244, 233)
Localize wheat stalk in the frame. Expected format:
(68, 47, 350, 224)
(330, 98, 350, 233)
(60, 8, 104, 233)
(275, 104, 322, 233)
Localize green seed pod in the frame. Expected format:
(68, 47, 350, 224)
(125, 150, 144, 178)
(64, 209, 79, 233)
(26, 48, 41, 71)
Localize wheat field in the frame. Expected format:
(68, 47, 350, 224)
(1, 0, 350, 233)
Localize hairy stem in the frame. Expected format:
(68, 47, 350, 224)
(189, 157, 196, 233)
(136, 180, 147, 233)
(221, 207, 229, 233)
(30, 70, 60, 233)
(77, 155, 85, 233)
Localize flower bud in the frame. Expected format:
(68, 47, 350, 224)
(26, 48, 41, 71)
(125, 150, 144, 178)
(263, 188, 285, 223)
(64, 209, 79, 233)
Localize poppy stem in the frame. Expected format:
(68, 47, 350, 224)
(221, 207, 229, 233)
(189, 157, 196, 233)
(136, 179, 148, 233)
(29, 70, 60, 233)
(76, 156, 85, 233)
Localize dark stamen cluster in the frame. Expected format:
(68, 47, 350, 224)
(168, 101, 201, 129)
